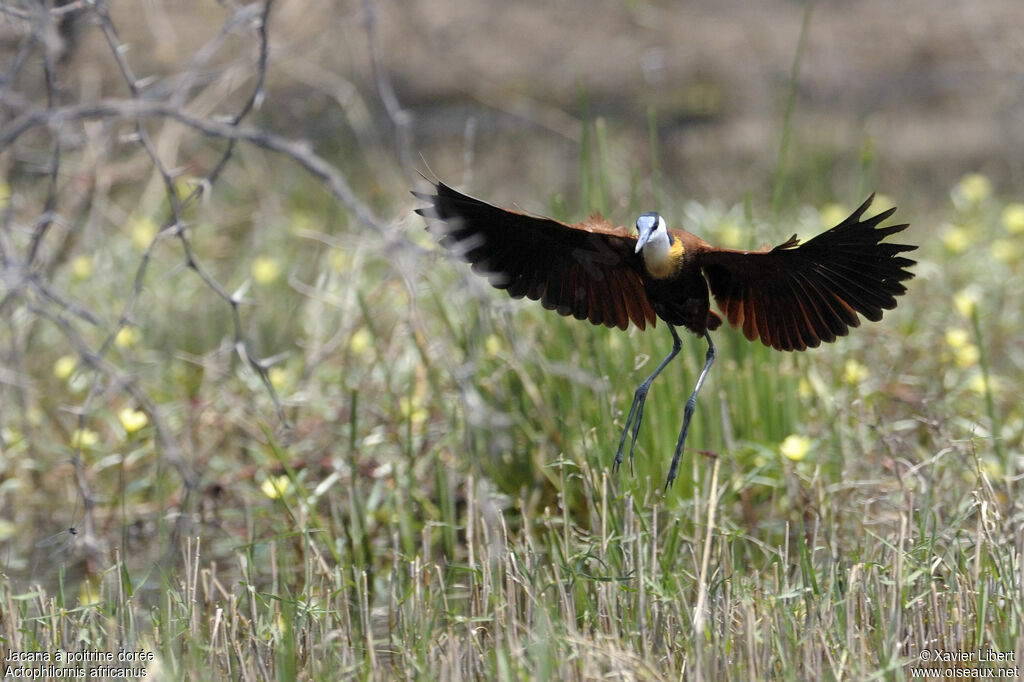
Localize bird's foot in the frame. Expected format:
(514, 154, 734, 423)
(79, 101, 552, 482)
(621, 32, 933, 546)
(663, 442, 685, 491)
(613, 387, 648, 476)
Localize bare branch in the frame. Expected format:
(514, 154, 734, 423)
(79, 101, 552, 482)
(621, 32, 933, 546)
(0, 98, 394, 235)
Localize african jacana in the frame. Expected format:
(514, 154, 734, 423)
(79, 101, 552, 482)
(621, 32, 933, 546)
(415, 181, 916, 488)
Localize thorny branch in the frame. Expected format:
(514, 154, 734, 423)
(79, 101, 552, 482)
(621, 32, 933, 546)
(0, 98, 392, 235)
(0, 0, 412, 559)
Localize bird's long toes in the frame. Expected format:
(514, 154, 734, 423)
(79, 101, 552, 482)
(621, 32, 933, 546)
(613, 434, 626, 469)
(663, 454, 684, 489)
(627, 439, 639, 477)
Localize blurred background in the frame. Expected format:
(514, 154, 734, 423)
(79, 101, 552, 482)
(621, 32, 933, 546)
(30, 0, 1022, 207)
(386, 0, 1024, 210)
(1, 0, 1022, 677)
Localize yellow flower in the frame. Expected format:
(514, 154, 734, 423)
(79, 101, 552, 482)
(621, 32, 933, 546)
(268, 366, 291, 391)
(289, 211, 316, 236)
(843, 359, 869, 385)
(70, 254, 93, 281)
(819, 203, 848, 229)
(485, 334, 503, 356)
(953, 343, 980, 369)
(953, 288, 979, 317)
(118, 408, 149, 434)
(945, 328, 970, 349)
(1002, 203, 1024, 234)
(79, 575, 100, 605)
(954, 173, 992, 206)
(780, 434, 811, 462)
(941, 225, 971, 254)
(717, 220, 744, 248)
(797, 377, 813, 399)
(349, 328, 372, 356)
(251, 256, 282, 285)
(130, 216, 159, 251)
(173, 176, 198, 199)
(54, 355, 77, 381)
(261, 474, 293, 500)
(968, 373, 998, 396)
(328, 248, 349, 273)
(26, 407, 43, 426)
(991, 238, 1020, 264)
(399, 395, 428, 424)
(115, 326, 142, 348)
(980, 457, 1003, 478)
(0, 519, 17, 543)
(71, 428, 99, 449)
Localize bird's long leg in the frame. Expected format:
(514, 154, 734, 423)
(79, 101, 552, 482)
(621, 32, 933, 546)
(613, 325, 683, 475)
(664, 331, 716, 489)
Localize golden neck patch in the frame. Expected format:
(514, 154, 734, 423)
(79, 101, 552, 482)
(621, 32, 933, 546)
(644, 239, 685, 279)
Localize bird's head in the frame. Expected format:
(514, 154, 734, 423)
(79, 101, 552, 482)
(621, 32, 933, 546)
(635, 212, 669, 254)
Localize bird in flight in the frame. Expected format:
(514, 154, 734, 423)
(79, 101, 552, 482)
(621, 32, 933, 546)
(415, 180, 917, 489)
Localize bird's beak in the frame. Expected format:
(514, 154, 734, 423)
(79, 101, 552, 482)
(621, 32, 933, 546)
(635, 221, 655, 254)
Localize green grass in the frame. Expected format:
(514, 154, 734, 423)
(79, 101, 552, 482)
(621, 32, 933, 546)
(3, 19, 1024, 679)
(3, 154, 1022, 679)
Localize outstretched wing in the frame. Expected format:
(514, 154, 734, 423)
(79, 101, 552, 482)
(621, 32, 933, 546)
(699, 195, 917, 351)
(415, 181, 657, 330)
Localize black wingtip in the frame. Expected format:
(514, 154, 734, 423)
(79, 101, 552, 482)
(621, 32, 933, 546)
(838, 194, 905, 234)
(873, 205, 899, 223)
(412, 181, 443, 224)
(853, 193, 875, 219)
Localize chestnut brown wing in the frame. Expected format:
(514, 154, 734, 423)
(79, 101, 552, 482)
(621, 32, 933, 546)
(415, 181, 657, 330)
(698, 195, 917, 351)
